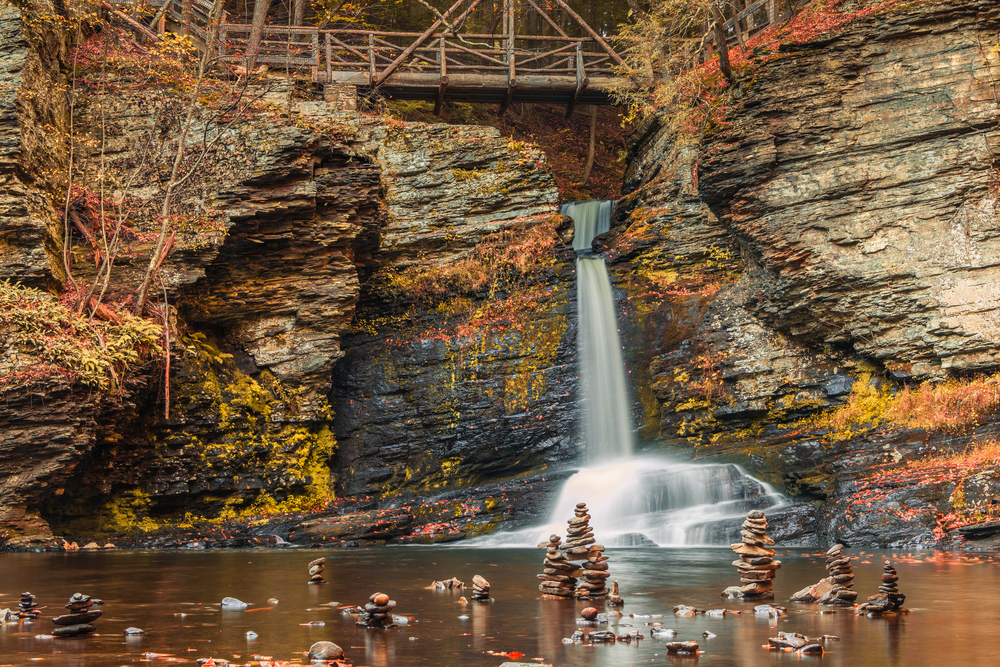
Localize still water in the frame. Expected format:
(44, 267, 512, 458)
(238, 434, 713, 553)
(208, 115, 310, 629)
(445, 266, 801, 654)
(0, 547, 994, 666)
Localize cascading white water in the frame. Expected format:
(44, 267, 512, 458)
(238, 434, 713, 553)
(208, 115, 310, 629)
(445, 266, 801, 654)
(467, 200, 786, 548)
(577, 256, 633, 463)
(562, 199, 615, 252)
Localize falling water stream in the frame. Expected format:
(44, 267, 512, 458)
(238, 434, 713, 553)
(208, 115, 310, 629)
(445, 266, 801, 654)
(473, 200, 785, 547)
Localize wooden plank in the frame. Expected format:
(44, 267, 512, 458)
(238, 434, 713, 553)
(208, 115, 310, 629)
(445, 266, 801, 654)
(325, 33, 332, 81)
(442, 39, 506, 67)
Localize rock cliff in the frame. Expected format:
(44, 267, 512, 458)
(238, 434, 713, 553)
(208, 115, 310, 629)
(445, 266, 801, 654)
(610, 0, 1000, 547)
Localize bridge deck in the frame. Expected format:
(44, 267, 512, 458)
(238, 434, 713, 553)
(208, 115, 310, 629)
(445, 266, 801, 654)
(111, 0, 791, 110)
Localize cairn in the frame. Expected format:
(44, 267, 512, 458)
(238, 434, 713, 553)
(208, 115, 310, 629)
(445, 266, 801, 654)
(52, 593, 103, 637)
(820, 544, 857, 606)
(859, 560, 905, 613)
(308, 557, 326, 584)
(537, 533, 577, 598)
(358, 592, 396, 629)
(470, 575, 491, 601)
(17, 592, 40, 619)
(726, 510, 780, 600)
(608, 578, 624, 607)
(564, 503, 610, 600)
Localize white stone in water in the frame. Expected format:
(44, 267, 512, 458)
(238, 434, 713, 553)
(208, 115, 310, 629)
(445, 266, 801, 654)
(651, 628, 677, 636)
(246, 631, 258, 639)
(221, 597, 248, 610)
(392, 615, 409, 625)
(123, 627, 145, 636)
(458, 615, 469, 620)
(562, 638, 574, 643)
(703, 631, 717, 638)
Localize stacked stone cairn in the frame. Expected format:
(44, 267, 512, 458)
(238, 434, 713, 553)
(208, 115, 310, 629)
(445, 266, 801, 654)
(564, 503, 610, 600)
(52, 593, 103, 637)
(608, 578, 624, 607)
(470, 575, 491, 601)
(308, 557, 326, 584)
(727, 510, 780, 600)
(537, 533, 577, 598)
(17, 592, 40, 619)
(821, 544, 857, 606)
(358, 592, 396, 629)
(858, 560, 905, 613)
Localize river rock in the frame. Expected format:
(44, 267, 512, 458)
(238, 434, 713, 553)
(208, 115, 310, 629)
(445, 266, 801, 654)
(52, 624, 95, 637)
(726, 511, 780, 600)
(123, 627, 144, 636)
(52, 610, 102, 626)
(307, 640, 345, 660)
(221, 597, 248, 610)
(664, 640, 699, 654)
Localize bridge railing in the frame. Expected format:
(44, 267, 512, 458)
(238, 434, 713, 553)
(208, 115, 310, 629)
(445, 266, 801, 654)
(215, 26, 621, 83)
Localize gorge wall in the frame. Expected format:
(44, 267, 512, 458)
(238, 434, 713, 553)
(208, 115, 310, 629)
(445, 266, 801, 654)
(608, 0, 1000, 547)
(2, 0, 1000, 550)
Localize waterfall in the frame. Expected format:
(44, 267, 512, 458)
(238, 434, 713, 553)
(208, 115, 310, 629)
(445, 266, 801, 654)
(466, 200, 786, 547)
(577, 256, 633, 463)
(562, 199, 615, 253)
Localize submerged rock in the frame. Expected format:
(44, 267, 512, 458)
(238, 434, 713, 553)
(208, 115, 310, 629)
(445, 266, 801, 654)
(221, 597, 248, 610)
(307, 641, 344, 661)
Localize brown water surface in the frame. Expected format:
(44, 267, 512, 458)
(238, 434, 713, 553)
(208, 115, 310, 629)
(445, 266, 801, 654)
(0, 547, 993, 666)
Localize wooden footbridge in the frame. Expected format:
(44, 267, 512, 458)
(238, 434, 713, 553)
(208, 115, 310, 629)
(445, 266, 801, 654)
(114, 0, 788, 114)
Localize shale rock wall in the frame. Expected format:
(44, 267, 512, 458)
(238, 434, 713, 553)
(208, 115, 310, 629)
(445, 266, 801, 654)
(612, 0, 1000, 548)
(0, 3, 575, 545)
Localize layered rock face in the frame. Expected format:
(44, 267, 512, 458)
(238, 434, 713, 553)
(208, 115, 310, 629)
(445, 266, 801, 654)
(0, 6, 576, 544)
(610, 0, 1000, 547)
(699, 0, 1000, 376)
(0, 2, 66, 287)
(329, 120, 577, 500)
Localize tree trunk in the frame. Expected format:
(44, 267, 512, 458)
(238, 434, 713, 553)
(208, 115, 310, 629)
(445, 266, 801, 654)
(710, 3, 733, 84)
(625, 0, 646, 17)
(293, 0, 305, 25)
(581, 105, 597, 186)
(246, 0, 273, 70)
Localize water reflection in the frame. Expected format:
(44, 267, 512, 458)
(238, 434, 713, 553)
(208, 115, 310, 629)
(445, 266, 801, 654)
(0, 548, 998, 666)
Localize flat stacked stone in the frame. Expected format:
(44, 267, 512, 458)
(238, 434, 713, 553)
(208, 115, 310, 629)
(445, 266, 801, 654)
(308, 557, 326, 584)
(17, 592, 40, 619)
(564, 503, 610, 600)
(860, 560, 905, 613)
(357, 592, 396, 629)
(470, 575, 491, 601)
(537, 533, 577, 598)
(727, 510, 780, 600)
(820, 544, 857, 606)
(52, 593, 103, 637)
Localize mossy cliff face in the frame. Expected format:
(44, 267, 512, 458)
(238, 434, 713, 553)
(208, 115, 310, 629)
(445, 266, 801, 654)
(611, 0, 1000, 548)
(0, 6, 574, 545)
(0, 1, 67, 288)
